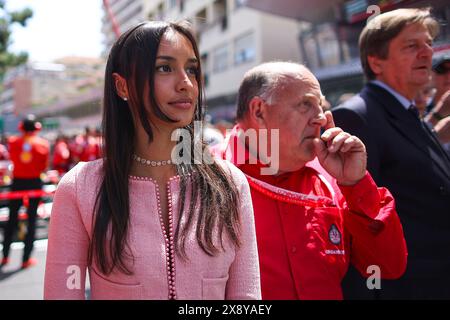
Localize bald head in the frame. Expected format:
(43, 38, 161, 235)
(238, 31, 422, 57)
(236, 62, 321, 121)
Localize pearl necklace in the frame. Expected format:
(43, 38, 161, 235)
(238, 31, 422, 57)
(132, 154, 172, 167)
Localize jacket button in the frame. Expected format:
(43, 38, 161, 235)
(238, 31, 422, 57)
(291, 246, 297, 253)
(439, 186, 448, 196)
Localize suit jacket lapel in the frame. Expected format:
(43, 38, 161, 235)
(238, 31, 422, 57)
(364, 83, 450, 179)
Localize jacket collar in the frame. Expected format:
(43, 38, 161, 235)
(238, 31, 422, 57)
(370, 80, 413, 111)
(363, 83, 450, 179)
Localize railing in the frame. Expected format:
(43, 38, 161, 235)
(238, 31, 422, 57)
(0, 186, 55, 222)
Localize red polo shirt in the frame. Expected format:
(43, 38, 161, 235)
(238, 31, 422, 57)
(9, 133, 49, 179)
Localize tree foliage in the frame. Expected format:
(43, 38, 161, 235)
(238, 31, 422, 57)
(0, 0, 33, 80)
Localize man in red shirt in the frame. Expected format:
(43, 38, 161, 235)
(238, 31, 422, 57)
(52, 134, 71, 175)
(1, 115, 49, 269)
(0, 142, 9, 160)
(212, 62, 407, 299)
(79, 127, 101, 162)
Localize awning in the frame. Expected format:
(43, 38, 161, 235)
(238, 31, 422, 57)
(312, 58, 363, 81)
(243, 0, 344, 23)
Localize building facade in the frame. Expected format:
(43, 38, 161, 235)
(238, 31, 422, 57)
(0, 58, 104, 135)
(102, 0, 306, 121)
(245, 0, 450, 105)
(102, 0, 146, 56)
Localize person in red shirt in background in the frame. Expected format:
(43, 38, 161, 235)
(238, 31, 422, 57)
(1, 114, 49, 269)
(79, 126, 101, 162)
(0, 137, 11, 186)
(52, 134, 71, 175)
(94, 127, 103, 158)
(0, 142, 9, 160)
(212, 62, 407, 299)
(68, 133, 84, 167)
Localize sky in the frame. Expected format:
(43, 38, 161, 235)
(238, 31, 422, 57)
(7, 0, 104, 62)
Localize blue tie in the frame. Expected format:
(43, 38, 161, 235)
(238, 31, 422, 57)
(408, 104, 420, 120)
(409, 105, 450, 162)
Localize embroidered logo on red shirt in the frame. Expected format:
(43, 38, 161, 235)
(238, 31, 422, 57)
(328, 224, 341, 245)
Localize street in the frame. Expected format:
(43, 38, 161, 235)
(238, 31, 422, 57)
(0, 239, 48, 299)
(0, 216, 91, 300)
(0, 237, 91, 300)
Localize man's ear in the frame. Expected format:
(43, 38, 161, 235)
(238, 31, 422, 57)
(248, 96, 268, 128)
(112, 72, 129, 100)
(367, 55, 384, 77)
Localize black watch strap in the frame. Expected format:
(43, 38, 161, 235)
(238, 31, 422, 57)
(432, 111, 444, 121)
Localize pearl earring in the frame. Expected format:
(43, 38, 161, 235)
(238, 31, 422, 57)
(123, 97, 128, 101)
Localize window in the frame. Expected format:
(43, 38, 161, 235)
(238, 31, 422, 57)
(234, 32, 255, 65)
(167, 0, 176, 9)
(201, 53, 209, 87)
(235, 0, 246, 9)
(316, 23, 341, 67)
(212, 44, 229, 73)
(194, 8, 208, 33)
(299, 22, 348, 69)
(157, 3, 165, 19)
(213, 0, 227, 31)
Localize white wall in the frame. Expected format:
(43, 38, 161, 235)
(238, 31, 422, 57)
(260, 13, 303, 63)
(200, 7, 262, 99)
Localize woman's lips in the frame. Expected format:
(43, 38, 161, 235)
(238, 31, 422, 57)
(168, 99, 193, 109)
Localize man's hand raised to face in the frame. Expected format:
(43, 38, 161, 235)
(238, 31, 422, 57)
(313, 111, 367, 186)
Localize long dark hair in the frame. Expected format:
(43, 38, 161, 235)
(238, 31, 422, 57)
(89, 21, 241, 275)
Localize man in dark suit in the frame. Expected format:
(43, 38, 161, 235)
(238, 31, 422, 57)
(333, 8, 450, 299)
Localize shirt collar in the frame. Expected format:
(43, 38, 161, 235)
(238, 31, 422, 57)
(222, 124, 319, 179)
(371, 80, 414, 110)
(222, 124, 263, 168)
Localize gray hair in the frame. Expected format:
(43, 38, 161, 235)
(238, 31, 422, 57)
(236, 61, 312, 120)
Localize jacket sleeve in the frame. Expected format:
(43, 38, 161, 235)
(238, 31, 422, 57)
(338, 172, 407, 279)
(224, 163, 262, 300)
(44, 164, 89, 299)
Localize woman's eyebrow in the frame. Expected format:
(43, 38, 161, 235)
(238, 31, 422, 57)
(156, 55, 198, 64)
(156, 55, 175, 61)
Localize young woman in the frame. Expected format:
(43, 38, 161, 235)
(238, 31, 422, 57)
(44, 21, 260, 300)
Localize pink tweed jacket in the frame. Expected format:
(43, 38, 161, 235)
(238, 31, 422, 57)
(44, 159, 261, 300)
